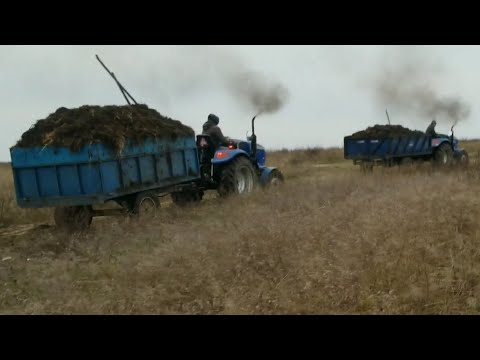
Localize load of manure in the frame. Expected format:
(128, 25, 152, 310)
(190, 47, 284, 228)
(349, 124, 425, 139)
(15, 104, 194, 153)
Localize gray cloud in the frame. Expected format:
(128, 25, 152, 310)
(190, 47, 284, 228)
(372, 47, 471, 126)
(224, 70, 289, 115)
(118, 46, 290, 116)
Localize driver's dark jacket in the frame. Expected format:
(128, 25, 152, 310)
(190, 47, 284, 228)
(202, 120, 229, 148)
(425, 123, 437, 137)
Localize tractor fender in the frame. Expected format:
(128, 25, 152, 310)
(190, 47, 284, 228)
(211, 149, 250, 165)
(259, 167, 280, 186)
(431, 138, 452, 149)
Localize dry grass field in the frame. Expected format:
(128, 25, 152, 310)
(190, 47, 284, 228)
(2, 140, 480, 314)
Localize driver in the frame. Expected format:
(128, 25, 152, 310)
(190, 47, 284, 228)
(202, 113, 230, 148)
(425, 120, 437, 137)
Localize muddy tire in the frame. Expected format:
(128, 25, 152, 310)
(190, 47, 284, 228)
(218, 156, 258, 197)
(54, 205, 93, 231)
(171, 191, 204, 207)
(434, 143, 454, 167)
(132, 191, 160, 219)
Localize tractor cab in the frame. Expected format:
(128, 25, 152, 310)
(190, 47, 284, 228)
(195, 115, 284, 195)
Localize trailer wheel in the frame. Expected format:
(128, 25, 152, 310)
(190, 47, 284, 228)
(132, 191, 160, 218)
(54, 206, 93, 231)
(218, 156, 258, 197)
(434, 143, 454, 167)
(171, 191, 204, 207)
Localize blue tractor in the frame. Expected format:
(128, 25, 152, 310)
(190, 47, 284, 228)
(9, 56, 286, 230)
(10, 114, 286, 229)
(172, 115, 284, 204)
(344, 124, 469, 171)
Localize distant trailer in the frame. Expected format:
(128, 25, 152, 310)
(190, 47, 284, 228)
(344, 133, 468, 170)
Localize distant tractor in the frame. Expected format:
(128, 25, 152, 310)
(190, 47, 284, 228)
(344, 124, 469, 171)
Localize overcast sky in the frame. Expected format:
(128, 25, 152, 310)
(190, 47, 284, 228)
(1, 45, 479, 161)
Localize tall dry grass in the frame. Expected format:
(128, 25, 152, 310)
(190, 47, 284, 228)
(2, 144, 480, 314)
(459, 139, 480, 165)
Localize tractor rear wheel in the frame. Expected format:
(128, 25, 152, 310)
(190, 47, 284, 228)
(434, 143, 454, 167)
(218, 156, 258, 197)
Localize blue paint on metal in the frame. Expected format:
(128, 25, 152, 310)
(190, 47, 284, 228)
(10, 137, 201, 208)
(344, 132, 468, 163)
(345, 135, 441, 160)
(210, 142, 266, 166)
(211, 149, 249, 165)
(234, 141, 266, 166)
(431, 137, 451, 149)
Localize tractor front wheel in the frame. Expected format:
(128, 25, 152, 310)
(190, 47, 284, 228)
(265, 169, 284, 188)
(456, 150, 469, 168)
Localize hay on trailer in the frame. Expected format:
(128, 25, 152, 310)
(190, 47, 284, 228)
(15, 104, 195, 153)
(349, 124, 425, 139)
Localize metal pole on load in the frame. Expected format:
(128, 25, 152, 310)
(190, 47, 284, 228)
(385, 109, 391, 125)
(95, 55, 139, 106)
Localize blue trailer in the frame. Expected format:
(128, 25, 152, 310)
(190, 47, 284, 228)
(344, 130, 469, 171)
(10, 136, 203, 229)
(10, 115, 284, 230)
